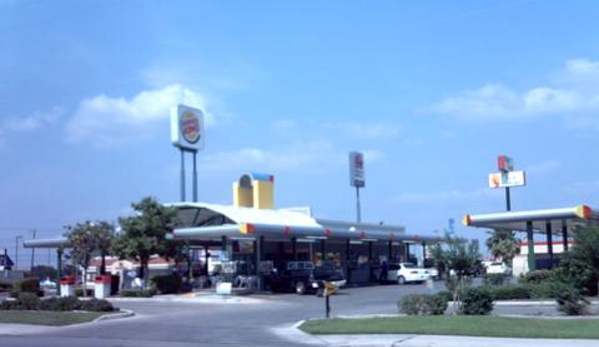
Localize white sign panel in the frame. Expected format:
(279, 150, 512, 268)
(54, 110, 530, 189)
(170, 105, 205, 151)
(488, 170, 526, 189)
(349, 151, 365, 188)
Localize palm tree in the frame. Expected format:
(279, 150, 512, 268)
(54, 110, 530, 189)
(485, 229, 520, 267)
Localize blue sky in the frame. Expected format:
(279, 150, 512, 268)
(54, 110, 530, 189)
(2, 0, 599, 265)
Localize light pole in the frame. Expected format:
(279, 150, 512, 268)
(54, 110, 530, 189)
(15, 235, 22, 270)
(30, 229, 37, 272)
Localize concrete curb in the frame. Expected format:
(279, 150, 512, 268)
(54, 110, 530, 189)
(93, 308, 135, 322)
(108, 294, 267, 304)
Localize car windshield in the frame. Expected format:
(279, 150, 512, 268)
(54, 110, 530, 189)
(402, 263, 417, 268)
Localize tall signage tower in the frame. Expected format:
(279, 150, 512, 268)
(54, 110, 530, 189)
(170, 105, 205, 202)
(349, 151, 365, 223)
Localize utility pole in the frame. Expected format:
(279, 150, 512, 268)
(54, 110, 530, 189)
(15, 235, 22, 270)
(30, 229, 37, 272)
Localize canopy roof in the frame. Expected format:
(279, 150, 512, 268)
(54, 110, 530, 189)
(169, 202, 440, 243)
(462, 204, 599, 233)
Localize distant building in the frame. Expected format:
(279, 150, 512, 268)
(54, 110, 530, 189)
(0, 254, 14, 271)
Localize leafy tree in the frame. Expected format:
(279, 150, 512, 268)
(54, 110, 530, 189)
(64, 221, 116, 296)
(111, 197, 179, 287)
(556, 226, 599, 296)
(93, 221, 115, 275)
(433, 232, 481, 311)
(485, 229, 520, 267)
(31, 265, 58, 280)
(428, 243, 446, 279)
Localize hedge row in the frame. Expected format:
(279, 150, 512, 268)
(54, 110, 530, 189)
(0, 293, 116, 312)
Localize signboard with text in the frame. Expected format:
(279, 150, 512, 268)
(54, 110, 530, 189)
(488, 170, 526, 189)
(170, 104, 205, 151)
(349, 151, 365, 188)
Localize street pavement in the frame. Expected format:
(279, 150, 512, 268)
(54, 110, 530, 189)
(0, 282, 598, 347)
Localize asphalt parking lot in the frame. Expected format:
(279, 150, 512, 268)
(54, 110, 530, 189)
(0, 281, 585, 347)
(0, 282, 442, 347)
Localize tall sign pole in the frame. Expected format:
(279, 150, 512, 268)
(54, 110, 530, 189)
(180, 149, 186, 201)
(488, 155, 525, 211)
(349, 151, 365, 223)
(171, 105, 205, 202)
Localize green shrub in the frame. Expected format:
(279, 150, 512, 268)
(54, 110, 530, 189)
(39, 297, 62, 311)
(436, 290, 454, 302)
(519, 270, 555, 285)
(0, 300, 16, 310)
(78, 298, 115, 312)
(483, 273, 510, 286)
(0, 281, 12, 292)
(16, 292, 40, 310)
(119, 289, 155, 297)
(556, 288, 590, 316)
(398, 294, 448, 315)
(40, 297, 79, 311)
(459, 287, 494, 315)
(151, 274, 182, 294)
(527, 281, 572, 299)
(15, 277, 41, 293)
(486, 284, 531, 300)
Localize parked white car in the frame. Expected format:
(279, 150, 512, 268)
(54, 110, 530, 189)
(387, 263, 430, 284)
(485, 261, 511, 275)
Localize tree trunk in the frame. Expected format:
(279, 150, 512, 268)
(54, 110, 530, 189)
(83, 267, 88, 297)
(140, 258, 148, 289)
(100, 251, 106, 275)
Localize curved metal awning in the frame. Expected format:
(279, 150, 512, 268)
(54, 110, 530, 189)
(23, 238, 67, 249)
(169, 203, 441, 244)
(462, 204, 599, 233)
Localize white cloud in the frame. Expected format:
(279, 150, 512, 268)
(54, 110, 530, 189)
(200, 142, 385, 174)
(327, 121, 401, 140)
(1, 107, 63, 132)
(65, 85, 211, 147)
(431, 58, 599, 121)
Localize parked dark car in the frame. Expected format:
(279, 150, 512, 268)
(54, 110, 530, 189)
(269, 261, 346, 295)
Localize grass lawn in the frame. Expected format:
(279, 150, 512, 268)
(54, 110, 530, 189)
(300, 316, 599, 339)
(0, 311, 107, 326)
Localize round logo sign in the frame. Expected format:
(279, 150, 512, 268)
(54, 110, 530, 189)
(180, 111, 201, 144)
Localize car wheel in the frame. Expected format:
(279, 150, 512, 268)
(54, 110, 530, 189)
(295, 281, 306, 295)
(397, 276, 406, 285)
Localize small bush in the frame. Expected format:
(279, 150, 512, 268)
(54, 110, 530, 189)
(483, 274, 510, 286)
(78, 298, 115, 312)
(459, 287, 494, 315)
(399, 294, 448, 315)
(0, 300, 16, 310)
(151, 274, 182, 294)
(557, 288, 590, 316)
(39, 297, 62, 311)
(15, 277, 41, 293)
(0, 281, 12, 292)
(436, 290, 454, 303)
(119, 289, 154, 297)
(40, 296, 79, 311)
(527, 281, 572, 299)
(519, 270, 555, 285)
(16, 292, 40, 310)
(486, 284, 531, 300)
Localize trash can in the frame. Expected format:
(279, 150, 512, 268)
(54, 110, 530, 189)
(59, 276, 75, 297)
(94, 275, 112, 299)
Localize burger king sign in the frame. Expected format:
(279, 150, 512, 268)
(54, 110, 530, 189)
(170, 105, 205, 151)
